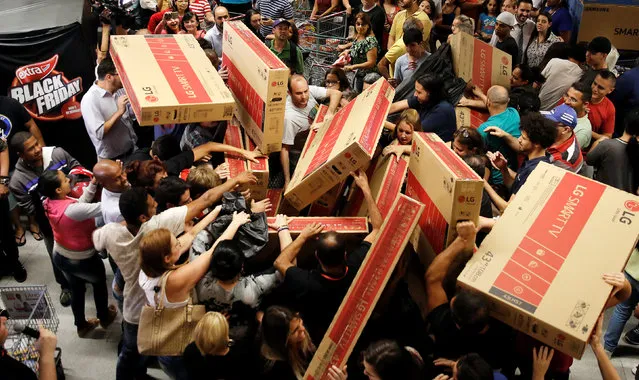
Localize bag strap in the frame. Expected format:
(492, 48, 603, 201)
(153, 271, 172, 310)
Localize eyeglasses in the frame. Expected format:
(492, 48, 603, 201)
(227, 339, 235, 348)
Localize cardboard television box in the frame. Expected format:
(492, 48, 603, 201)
(266, 189, 283, 217)
(110, 34, 235, 126)
(304, 195, 424, 379)
(458, 162, 639, 358)
(308, 182, 347, 216)
(284, 78, 395, 210)
(450, 32, 512, 94)
(222, 21, 289, 154)
(455, 107, 490, 129)
(224, 119, 247, 180)
(266, 217, 369, 235)
(406, 132, 483, 265)
(578, 4, 639, 51)
(346, 154, 410, 218)
(243, 130, 269, 200)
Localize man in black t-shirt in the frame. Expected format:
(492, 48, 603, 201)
(424, 221, 516, 374)
(494, 12, 519, 64)
(272, 170, 383, 343)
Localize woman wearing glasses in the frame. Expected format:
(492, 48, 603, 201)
(183, 311, 238, 379)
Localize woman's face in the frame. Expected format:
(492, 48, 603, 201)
(153, 171, 168, 190)
(288, 317, 307, 345)
(363, 360, 382, 380)
(184, 17, 197, 31)
(501, 0, 515, 13)
(250, 14, 262, 29)
(536, 15, 550, 33)
(397, 121, 414, 145)
(325, 73, 341, 90)
(175, 0, 189, 11)
(419, 1, 431, 14)
(413, 81, 430, 104)
(167, 16, 180, 30)
(452, 137, 474, 157)
(487, 0, 498, 13)
(56, 170, 71, 196)
(355, 18, 369, 36)
(511, 67, 526, 87)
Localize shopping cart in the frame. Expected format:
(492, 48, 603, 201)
(293, 0, 313, 20)
(311, 11, 350, 39)
(1, 285, 63, 375)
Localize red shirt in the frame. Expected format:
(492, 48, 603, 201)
(547, 132, 583, 173)
(148, 9, 171, 34)
(588, 96, 616, 136)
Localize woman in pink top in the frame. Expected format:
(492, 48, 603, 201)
(39, 170, 117, 337)
(179, 11, 206, 39)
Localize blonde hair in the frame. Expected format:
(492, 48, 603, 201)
(393, 109, 422, 140)
(139, 228, 174, 278)
(186, 165, 222, 199)
(193, 312, 230, 356)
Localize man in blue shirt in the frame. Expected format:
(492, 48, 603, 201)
(478, 85, 521, 185)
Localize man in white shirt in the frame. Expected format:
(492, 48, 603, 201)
(538, 46, 585, 111)
(93, 171, 256, 380)
(204, 6, 229, 61)
(490, 0, 535, 63)
(280, 74, 342, 189)
(80, 58, 137, 161)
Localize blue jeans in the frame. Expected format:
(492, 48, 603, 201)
(604, 272, 639, 352)
(53, 252, 109, 326)
(158, 356, 189, 380)
(117, 321, 148, 380)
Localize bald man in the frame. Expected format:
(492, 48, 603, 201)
(204, 6, 229, 60)
(478, 85, 521, 185)
(93, 160, 131, 224)
(280, 74, 342, 189)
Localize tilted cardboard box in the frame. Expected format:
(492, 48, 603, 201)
(244, 130, 269, 201)
(458, 162, 639, 358)
(110, 34, 234, 126)
(224, 119, 247, 179)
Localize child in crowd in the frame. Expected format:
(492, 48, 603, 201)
(476, 0, 500, 42)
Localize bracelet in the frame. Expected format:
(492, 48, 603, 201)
(277, 226, 289, 233)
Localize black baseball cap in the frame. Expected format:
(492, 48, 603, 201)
(587, 36, 612, 54)
(0, 308, 9, 319)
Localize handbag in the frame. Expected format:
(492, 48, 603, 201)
(137, 271, 206, 356)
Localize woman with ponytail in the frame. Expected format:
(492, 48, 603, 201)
(587, 107, 639, 194)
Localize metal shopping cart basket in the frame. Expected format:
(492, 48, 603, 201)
(312, 11, 349, 39)
(1, 285, 63, 377)
(293, 0, 313, 20)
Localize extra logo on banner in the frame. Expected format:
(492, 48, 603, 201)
(9, 55, 83, 121)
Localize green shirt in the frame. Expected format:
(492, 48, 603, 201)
(269, 40, 304, 75)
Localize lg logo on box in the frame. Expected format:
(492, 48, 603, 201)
(620, 200, 639, 225)
(457, 195, 476, 205)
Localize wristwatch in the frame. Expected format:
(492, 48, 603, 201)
(0, 177, 9, 185)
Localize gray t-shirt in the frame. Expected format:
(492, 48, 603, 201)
(282, 86, 328, 151)
(394, 53, 429, 84)
(574, 115, 592, 150)
(539, 59, 584, 111)
(586, 138, 635, 193)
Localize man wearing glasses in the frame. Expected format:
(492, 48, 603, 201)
(81, 57, 137, 162)
(0, 308, 58, 380)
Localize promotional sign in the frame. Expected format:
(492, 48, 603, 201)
(459, 162, 639, 358)
(304, 195, 424, 379)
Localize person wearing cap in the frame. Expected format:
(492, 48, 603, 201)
(589, 70, 617, 141)
(492, 12, 519, 65)
(542, 103, 583, 173)
(581, 36, 612, 86)
(562, 81, 593, 151)
(0, 308, 58, 380)
(256, 0, 294, 38)
(490, 0, 535, 64)
(538, 44, 585, 111)
(204, 6, 229, 61)
(267, 19, 304, 75)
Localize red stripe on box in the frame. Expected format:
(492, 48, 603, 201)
(145, 38, 211, 104)
(226, 21, 287, 69)
(302, 106, 329, 160)
(510, 248, 558, 281)
(418, 133, 480, 180)
(377, 158, 408, 218)
(224, 123, 246, 177)
(266, 189, 283, 217)
(472, 41, 493, 95)
(358, 81, 391, 155)
(304, 100, 356, 176)
(307, 196, 422, 379)
(406, 171, 447, 252)
(267, 217, 369, 233)
(492, 271, 543, 307)
(502, 260, 551, 295)
(224, 54, 265, 129)
(491, 173, 606, 310)
(110, 46, 142, 122)
(245, 134, 268, 170)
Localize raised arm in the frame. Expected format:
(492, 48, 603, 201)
(176, 205, 223, 254)
(351, 170, 382, 242)
(193, 141, 260, 163)
(388, 99, 409, 115)
(274, 222, 324, 276)
(185, 171, 257, 222)
(424, 221, 476, 313)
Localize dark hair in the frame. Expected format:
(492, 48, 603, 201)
(403, 27, 423, 45)
(8, 131, 33, 154)
(180, 11, 199, 32)
(244, 9, 261, 32)
(152, 135, 182, 161)
(453, 127, 486, 154)
(316, 231, 346, 268)
(624, 108, 639, 193)
(125, 159, 168, 189)
(97, 57, 117, 81)
(198, 38, 213, 50)
(514, 63, 535, 84)
(463, 155, 487, 178)
(567, 44, 586, 64)
(596, 69, 617, 87)
(519, 112, 558, 149)
(324, 68, 350, 91)
(529, 11, 552, 46)
(456, 353, 494, 380)
(570, 81, 592, 103)
(155, 176, 190, 213)
(587, 36, 612, 55)
(119, 187, 151, 226)
(481, 0, 502, 15)
(354, 12, 373, 37)
(289, 22, 299, 45)
(509, 87, 541, 115)
(516, 0, 533, 7)
(415, 74, 446, 104)
(38, 170, 62, 199)
(451, 290, 489, 334)
(427, 0, 439, 18)
(362, 340, 422, 380)
(209, 240, 244, 281)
